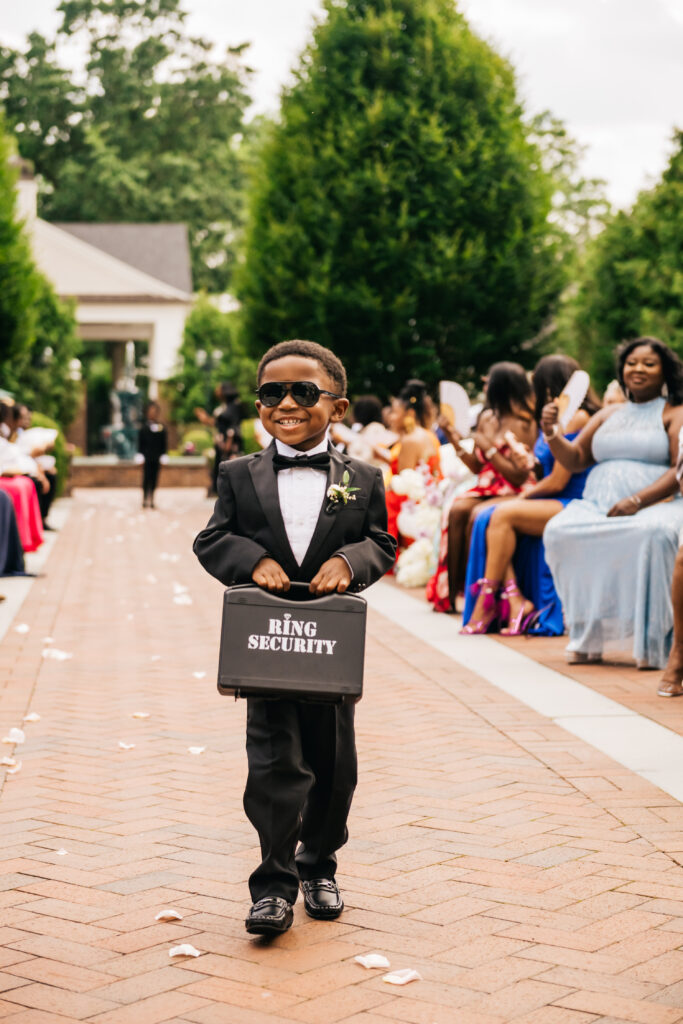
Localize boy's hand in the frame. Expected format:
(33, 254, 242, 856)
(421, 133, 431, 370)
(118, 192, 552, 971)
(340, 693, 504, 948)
(252, 557, 290, 592)
(309, 556, 352, 595)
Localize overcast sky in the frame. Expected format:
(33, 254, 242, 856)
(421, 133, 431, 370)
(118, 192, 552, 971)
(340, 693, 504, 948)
(4, 0, 683, 209)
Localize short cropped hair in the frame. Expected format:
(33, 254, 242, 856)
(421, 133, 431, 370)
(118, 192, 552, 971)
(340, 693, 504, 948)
(353, 395, 383, 427)
(257, 339, 347, 396)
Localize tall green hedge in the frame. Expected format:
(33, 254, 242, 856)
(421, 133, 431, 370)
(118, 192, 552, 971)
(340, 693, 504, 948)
(555, 131, 683, 387)
(239, 0, 568, 393)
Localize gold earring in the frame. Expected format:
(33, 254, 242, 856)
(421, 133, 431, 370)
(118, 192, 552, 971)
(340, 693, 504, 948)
(403, 409, 416, 434)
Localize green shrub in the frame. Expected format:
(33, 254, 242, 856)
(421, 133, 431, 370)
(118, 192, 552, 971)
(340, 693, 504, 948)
(242, 418, 260, 455)
(180, 425, 214, 455)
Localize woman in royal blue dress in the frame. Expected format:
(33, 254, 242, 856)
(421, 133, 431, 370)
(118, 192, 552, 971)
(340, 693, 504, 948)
(462, 355, 600, 635)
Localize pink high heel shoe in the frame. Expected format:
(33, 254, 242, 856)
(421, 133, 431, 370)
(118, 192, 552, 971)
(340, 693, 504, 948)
(499, 581, 545, 635)
(460, 578, 500, 634)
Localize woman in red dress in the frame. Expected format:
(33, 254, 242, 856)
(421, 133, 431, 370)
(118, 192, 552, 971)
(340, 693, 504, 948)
(426, 363, 536, 613)
(0, 403, 45, 553)
(385, 380, 441, 557)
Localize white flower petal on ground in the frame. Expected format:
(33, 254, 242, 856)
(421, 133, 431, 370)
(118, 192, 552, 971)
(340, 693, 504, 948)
(188, 747, 206, 755)
(150, 655, 162, 662)
(173, 594, 192, 606)
(7, 761, 22, 775)
(131, 712, 150, 719)
(23, 713, 41, 723)
(118, 742, 135, 750)
(145, 573, 158, 584)
(42, 637, 54, 644)
(2, 728, 25, 744)
(354, 953, 391, 969)
(42, 648, 73, 661)
(14, 623, 30, 634)
(192, 671, 206, 679)
(172, 582, 188, 594)
(126, 613, 134, 621)
(55, 848, 68, 856)
(383, 969, 422, 985)
(160, 552, 180, 563)
(169, 944, 201, 958)
(1, 756, 16, 767)
(155, 909, 183, 921)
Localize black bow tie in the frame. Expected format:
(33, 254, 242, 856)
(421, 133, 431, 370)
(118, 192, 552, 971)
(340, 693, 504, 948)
(273, 452, 331, 473)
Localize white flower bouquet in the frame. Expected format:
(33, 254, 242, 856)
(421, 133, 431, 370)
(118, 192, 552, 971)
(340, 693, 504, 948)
(390, 467, 427, 502)
(395, 537, 436, 587)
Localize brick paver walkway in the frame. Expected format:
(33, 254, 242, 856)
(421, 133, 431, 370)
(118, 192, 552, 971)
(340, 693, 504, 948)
(1, 489, 683, 1024)
(497, 634, 683, 740)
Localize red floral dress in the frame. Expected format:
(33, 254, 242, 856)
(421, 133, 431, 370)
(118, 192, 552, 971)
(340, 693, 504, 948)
(386, 437, 441, 563)
(425, 444, 531, 611)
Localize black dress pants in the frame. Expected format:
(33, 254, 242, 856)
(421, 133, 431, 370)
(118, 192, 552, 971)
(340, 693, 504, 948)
(243, 697, 357, 904)
(142, 458, 160, 502)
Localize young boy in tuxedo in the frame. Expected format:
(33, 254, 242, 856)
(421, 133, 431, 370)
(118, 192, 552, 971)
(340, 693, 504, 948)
(138, 401, 167, 509)
(193, 340, 396, 936)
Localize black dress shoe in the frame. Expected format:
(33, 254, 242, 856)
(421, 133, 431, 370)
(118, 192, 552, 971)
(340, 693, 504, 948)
(245, 896, 293, 936)
(300, 878, 344, 920)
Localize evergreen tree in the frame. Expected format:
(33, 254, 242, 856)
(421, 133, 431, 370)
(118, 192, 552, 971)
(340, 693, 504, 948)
(4, 277, 82, 427)
(0, 0, 251, 291)
(239, 0, 569, 392)
(0, 126, 39, 365)
(167, 294, 257, 423)
(0, 117, 81, 425)
(556, 131, 683, 388)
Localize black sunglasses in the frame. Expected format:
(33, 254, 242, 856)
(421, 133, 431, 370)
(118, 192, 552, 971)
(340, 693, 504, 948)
(256, 381, 342, 408)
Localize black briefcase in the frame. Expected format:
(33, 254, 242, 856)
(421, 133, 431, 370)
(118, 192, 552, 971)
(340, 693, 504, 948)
(217, 583, 367, 701)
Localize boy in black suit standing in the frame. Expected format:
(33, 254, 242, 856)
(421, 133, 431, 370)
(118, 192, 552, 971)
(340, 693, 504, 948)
(138, 400, 167, 509)
(193, 340, 396, 936)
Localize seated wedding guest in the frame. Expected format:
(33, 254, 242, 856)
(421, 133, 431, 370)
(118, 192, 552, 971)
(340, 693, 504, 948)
(426, 362, 537, 613)
(0, 489, 26, 578)
(385, 380, 441, 551)
(461, 355, 601, 635)
(544, 337, 683, 668)
(343, 396, 397, 470)
(0, 402, 44, 553)
(11, 403, 58, 528)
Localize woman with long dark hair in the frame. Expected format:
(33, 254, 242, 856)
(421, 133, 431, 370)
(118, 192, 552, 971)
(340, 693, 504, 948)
(543, 337, 683, 669)
(385, 380, 441, 550)
(461, 355, 600, 634)
(427, 362, 537, 612)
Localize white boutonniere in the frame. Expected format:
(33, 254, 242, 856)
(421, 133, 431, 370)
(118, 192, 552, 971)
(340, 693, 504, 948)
(326, 470, 360, 512)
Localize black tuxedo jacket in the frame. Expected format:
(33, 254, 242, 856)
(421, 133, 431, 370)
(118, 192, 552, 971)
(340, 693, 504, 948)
(193, 442, 396, 592)
(138, 423, 167, 461)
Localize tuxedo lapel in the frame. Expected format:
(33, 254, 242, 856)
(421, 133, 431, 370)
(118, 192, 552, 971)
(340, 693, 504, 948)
(299, 448, 352, 577)
(248, 444, 298, 574)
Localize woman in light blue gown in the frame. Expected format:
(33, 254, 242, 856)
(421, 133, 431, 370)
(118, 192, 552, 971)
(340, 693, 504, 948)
(543, 338, 683, 669)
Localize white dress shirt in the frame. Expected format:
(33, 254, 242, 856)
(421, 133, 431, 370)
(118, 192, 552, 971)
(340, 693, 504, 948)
(275, 436, 330, 565)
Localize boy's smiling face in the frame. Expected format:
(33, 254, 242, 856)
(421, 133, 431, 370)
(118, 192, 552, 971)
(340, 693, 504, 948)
(256, 355, 349, 452)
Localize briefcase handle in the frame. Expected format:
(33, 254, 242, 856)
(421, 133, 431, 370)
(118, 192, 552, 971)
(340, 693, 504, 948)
(230, 582, 363, 605)
(257, 581, 334, 603)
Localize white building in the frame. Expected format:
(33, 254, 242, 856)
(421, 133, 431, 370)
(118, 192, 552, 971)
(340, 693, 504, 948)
(17, 167, 193, 399)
